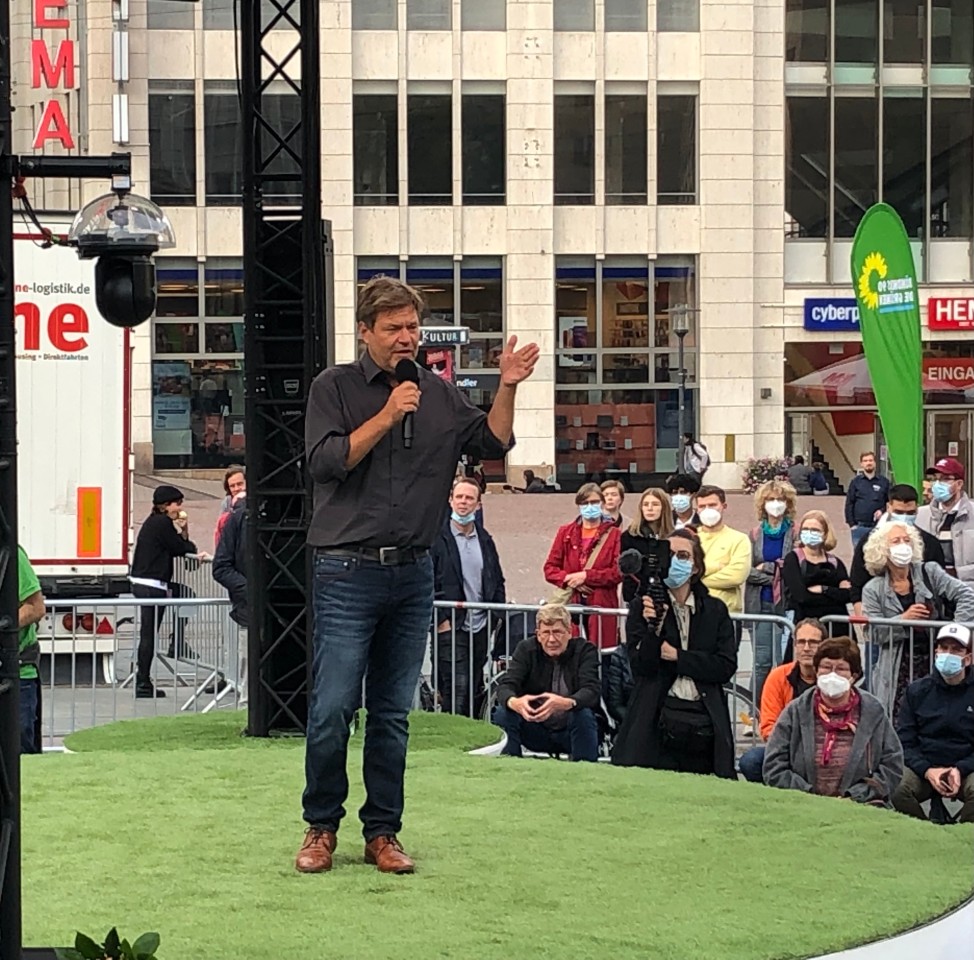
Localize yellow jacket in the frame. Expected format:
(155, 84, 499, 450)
(698, 524, 751, 614)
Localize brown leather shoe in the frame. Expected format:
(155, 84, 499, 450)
(295, 827, 337, 873)
(364, 835, 415, 874)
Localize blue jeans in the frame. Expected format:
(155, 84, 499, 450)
(738, 746, 765, 783)
(19, 677, 40, 755)
(751, 600, 780, 705)
(493, 703, 599, 762)
(850, 524, 874, 549)
(303, 551, 434, 840)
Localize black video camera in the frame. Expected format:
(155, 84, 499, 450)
(619, 540, 672, 631)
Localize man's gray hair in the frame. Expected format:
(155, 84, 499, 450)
(536, 603, 571, 629)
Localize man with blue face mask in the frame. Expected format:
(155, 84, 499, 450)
(916, 457, 974, 585)
(849, 483, 946, 616)
(893, 623, 974, 823)
(431, 478, 507, 718)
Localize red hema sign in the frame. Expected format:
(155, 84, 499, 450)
(31, 0, 77, 149)
(928, 298, 974, 331)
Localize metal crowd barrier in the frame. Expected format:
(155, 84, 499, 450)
(426, 601, 792, 749)
(36, 590, 244, 750)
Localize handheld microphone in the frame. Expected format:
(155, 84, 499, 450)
(618, 549, 644, 577)
(394, 358, 419, 450)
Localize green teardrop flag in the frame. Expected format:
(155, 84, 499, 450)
(850, 203, 923, 489)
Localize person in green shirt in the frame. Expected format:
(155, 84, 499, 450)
(17, 547, 45, 754)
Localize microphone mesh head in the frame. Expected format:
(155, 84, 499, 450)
(395, 358, 419, 383)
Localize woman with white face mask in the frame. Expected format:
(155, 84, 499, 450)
(780, 510, 851, 651)
(745, 481, 798, 702)
(861, 521, 974, 718)
(763, 636, 903, 804)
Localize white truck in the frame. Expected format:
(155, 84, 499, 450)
(14, 227, 131, 681)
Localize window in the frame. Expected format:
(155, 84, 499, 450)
(657, 94, 696, 205)
(462, 0, 505, 30)
(785, 96, 829, 238)
(657, 0, 699, 32)
(459, 261, 503, 369)
(408, 0, 451, 30)
(353, 94, 398, 206)
(152, 260, 246, 469)
(833, 96, 878, 237)
(553, 0, 594, 31)
(554, 94, 595, 205)
(605, 94, 647, 205)
(407, 261, 454, 324)
(203, 0, 289, 29)
(883, 0, 923, 63)
(605, 0, 647, 31)
(147, 0, 194, 29)
(883, 94, 926, 238)
(554, 258, 698, 492)
(353, 0, 397, 29)
(148, 82, 196, 206)
(408, 94, 452, 205)
(931, 97, 974, 238)
(204, 85, 242, 204)
(835, 0, 877, 63)
(204, 84, 301, 205)
(785, 0, 828, 61)
(462, 94, 505, 205)
(932, 1, 974, 66)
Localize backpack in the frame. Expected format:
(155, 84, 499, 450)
(688, 442, 710, 474)
(774, 546, 838, 611)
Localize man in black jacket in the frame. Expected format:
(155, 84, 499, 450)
(845, 451, 890, 549)
(432, 478, 506, 717)
(212, 493, 248, 705)
(893, 623, 974, 822)
(492, 604, 601, 761)
(849, 483, 945, 614)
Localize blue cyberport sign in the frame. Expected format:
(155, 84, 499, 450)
(803, 298, 861, 332)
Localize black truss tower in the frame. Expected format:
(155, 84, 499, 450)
(240, 0, 329, 735)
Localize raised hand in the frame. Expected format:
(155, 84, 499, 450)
(498, 335, 540, 387)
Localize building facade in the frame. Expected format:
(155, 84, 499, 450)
(11, 1, 974, 490)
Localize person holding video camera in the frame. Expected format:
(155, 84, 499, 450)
(611, 528, 738, 778)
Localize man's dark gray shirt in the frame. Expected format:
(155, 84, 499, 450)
(305, 353, 513, 549)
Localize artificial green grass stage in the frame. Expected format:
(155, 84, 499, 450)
(21, 713, 974, 960)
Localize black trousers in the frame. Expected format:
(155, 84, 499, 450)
(131, 582, 191, 687)
(435, 624, 489, 718)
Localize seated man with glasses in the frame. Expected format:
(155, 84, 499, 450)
(738, 618, 825, 782)
(492, 603, 602, 762)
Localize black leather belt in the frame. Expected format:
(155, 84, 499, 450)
(319, 546, 429, 566)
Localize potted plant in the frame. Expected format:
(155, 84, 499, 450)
(55, 929, 159, 960)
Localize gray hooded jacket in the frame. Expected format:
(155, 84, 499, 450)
(861, 560, 974, 714)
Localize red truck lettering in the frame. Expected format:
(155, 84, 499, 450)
(15, 301, 89, 352)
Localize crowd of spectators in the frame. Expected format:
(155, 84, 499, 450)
(429, 467, 974, 821)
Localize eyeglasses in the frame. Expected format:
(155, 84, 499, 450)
(672, 550, 693, 561)
(537, 630, 569, 640)
(794, 638, 822, 648)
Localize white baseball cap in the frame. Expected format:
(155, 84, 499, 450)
(935, 623, 972, 649)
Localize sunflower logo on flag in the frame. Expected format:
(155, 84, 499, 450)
(857, 252, 887, 311)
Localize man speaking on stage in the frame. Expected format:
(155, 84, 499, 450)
(299, 275, 538, 874)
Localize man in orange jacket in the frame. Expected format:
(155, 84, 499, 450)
(738, 618, 825, 782)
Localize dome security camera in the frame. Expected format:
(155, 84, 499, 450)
(67, 189, 176, 328)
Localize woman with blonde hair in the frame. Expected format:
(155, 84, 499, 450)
(781, 509, 851, 657)
(620, 488, 674, 603)
(861, 521, 974, 716)
(745, 480, 798, 700)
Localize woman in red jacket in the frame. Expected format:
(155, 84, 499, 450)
(543, 482, 623, 649)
